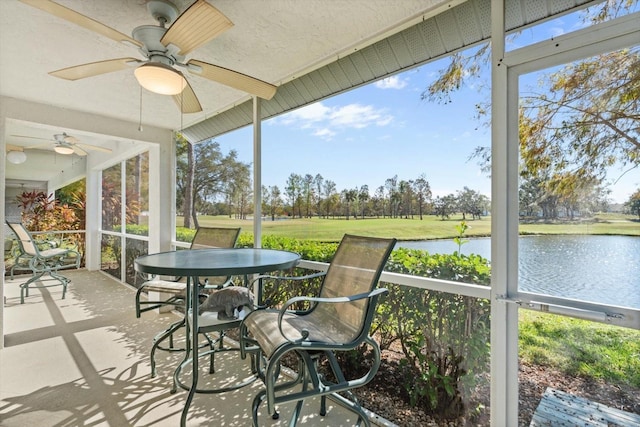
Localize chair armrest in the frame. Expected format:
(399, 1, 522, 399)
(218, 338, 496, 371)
(250, 271, 326, 286)
(251, 271, 327, 307)
(276, 287, 389, 342)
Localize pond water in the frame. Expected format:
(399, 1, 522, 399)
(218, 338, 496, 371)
(398, 235, 640, 309)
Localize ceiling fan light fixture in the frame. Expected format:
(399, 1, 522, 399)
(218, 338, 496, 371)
(54, 144, 75, 155)
(7, 150, 27, 164)
(134, 62, 186, 95)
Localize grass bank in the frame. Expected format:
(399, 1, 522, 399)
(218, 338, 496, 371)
(184, 213, 639, 241)
(519, 310, 640, 388)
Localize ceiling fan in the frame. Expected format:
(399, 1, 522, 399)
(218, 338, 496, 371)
(20, 0, 277, 113)
(12, 133, 113, 157)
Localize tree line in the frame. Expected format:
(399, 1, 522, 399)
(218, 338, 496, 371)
(175, 141, 492, 223)
(265, 174, 489, 221)
(175, 137, 637, 225)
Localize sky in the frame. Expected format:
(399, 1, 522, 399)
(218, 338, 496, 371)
(214, 7, 639, 205)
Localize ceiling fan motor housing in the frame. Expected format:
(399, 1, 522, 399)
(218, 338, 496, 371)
(147, 0, 179, 26)
(132, 25, 183, 66)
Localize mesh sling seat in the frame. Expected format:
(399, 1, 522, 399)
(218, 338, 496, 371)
(135, 226, 241, 377)
(239, 234, 396, 427)
(6, 221, 81, 304)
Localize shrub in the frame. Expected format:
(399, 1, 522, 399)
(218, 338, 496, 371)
(384, 248, 490, 417)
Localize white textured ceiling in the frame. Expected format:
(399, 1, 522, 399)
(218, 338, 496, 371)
(0, 0, 442, 132)
(0, 0, 448, 188)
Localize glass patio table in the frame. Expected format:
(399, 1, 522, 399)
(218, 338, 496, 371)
(135, 247, 300, 426)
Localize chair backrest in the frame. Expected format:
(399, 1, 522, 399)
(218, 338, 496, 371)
(314, 234, 396, 342)
(190, 226, 241, 250)
(190, 226, 241, 287)
(6, 221, 40, 257)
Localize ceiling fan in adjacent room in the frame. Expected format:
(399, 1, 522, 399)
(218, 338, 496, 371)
(19, 0, 277, 113)
(12, 133, 113, 157)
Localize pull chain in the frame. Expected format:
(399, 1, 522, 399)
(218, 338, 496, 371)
(138, 86, 143, 132)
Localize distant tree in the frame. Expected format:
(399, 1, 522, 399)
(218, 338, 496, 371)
(342, 188, 357, 220)
(456, 187, 486, 220)
(323, 179, 337, 218)
(626, 189, 640, 219)
(374, 185, 386, 218)
(225, 162, 251, 219)
(398, 180, 414, 218)
(302, 173, 315, 218)
(358, 185, 370, 218)
(176, 138, 249, 227)
(314, 174, 324, 217)
(263, 185, 283, 221)
(434, 194, 457, 220)
(385, 175, 399, 218)
(328, 192, 341, 219)
(519, 176, 545, 217)
(414, 174, 432, 220)
(285, 173, 303, 218)
(433, 194, 457, 220)
(425, 2, 639, 206)
(175, 134, 194, 228)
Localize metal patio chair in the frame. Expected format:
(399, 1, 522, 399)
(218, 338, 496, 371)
(6, 221, 81, 304)
(135, 226, 241, 377)
(239, 234, 396, 427)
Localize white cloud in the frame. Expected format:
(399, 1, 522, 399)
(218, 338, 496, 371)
(314, 128, 336, 138)
(374, 76, 408, 90)
(274, 101, 393, 140)
(280, 102, 330, 126)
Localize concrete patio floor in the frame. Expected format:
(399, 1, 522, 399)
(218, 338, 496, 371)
(1, 269, 389, 427)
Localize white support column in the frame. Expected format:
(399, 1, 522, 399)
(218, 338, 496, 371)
(490, 0, 520, 425)
(84, 168, 102, 271)
(148, 135, 174, 254)
(252, 97, 262, 248)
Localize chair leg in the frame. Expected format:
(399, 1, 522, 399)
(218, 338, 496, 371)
(205, 333, 217, 374)
(20, 271, 44, 304)
(150, 318, 186, 377)
(19, 269, 70, 304)
(49, 270, 69, 299)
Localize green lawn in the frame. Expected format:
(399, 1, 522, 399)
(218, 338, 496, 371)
(519, 310, 640, 387)
(181, 213, 639, 242)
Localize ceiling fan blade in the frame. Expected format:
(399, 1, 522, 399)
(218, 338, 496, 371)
(161, 0, 233, 56)
(6, 144, 24, 152)
(50, 58, 140, 81)
(187, 59, 277, 100)
(23, 143, 53, 150)
(72, 145, 88, 157)
(76, 143, 113, 154)
(11, 134, 51, 141)
(19, 0, 142, 48)
(172, 79, 202, 113)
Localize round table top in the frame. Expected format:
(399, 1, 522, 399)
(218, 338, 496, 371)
(134, 247, 300, 277)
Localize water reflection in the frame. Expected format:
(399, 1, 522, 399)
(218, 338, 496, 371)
(398, 235, 640, 309)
